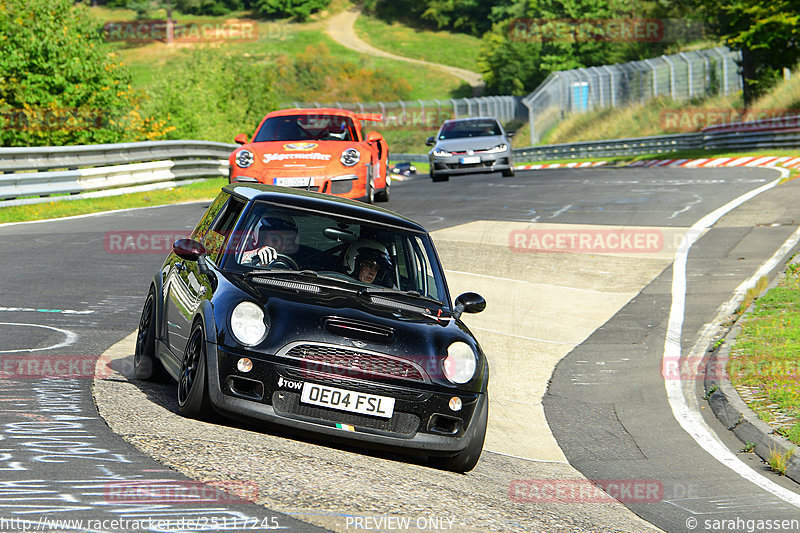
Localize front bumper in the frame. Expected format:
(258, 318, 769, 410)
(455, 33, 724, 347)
(205, 344, 486, 455)
(430, 152, 512, 176)
(230, 173, 362, 199)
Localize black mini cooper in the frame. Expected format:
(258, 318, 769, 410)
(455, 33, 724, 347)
(134, 184, 488, 472)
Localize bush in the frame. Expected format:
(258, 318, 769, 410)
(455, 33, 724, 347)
(141, 49, 277, 142)
(253, 0, 330, 21)
(0, 0, 169, 146)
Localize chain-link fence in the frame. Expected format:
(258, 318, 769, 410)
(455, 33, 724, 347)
(522, 46, 743, 144)
(285, 96, 527, 131)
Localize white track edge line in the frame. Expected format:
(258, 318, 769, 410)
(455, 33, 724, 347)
(663, 167, 800, 507)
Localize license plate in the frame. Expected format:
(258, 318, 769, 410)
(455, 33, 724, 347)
(274, 177, 313, 187)
(460, 156, 481, 164)
(300, 383, 395, 419)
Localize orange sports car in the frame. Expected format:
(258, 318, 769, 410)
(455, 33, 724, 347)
(229, 108, 391, 203)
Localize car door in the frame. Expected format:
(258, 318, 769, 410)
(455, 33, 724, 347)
(164, 192, 242, 357)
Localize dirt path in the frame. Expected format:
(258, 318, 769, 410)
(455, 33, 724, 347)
(326, 9, 484, 90)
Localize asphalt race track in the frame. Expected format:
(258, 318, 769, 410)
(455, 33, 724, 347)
(1, 166, 800, 533)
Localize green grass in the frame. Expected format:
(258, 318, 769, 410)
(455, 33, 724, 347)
(95, 7, 468, 103)
(728, 263, 800, 447)
(0, 179, 227, 225)
(353, 14, 482, 74)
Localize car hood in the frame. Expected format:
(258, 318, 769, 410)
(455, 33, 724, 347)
(216, 276, 484, 389)
(432, 135, 507, 152)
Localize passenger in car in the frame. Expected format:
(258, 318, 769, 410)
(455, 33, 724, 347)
(345, 240, 394, 286)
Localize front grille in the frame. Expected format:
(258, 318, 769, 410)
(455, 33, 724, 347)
(283, 344, 426, 382)
(272, 391, 420, 436)
(282, 367, 430, 402)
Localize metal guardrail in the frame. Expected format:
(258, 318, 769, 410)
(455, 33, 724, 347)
(395, 116, 800, 163)
(0, 141, 235, 204)
(513, 133, 704, 161)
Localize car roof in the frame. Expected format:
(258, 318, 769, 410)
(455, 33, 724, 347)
(223, 184, 427, 233)
(265, 108, 360, 119)
(442, 116, 501, 125)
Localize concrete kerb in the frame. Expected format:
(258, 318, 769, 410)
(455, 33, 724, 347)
(704, 255, 800, 483)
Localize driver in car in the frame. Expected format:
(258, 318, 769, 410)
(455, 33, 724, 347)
(241, 216, 299, 266)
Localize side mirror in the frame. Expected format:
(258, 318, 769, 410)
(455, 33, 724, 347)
(426, 136, 435, 146)
(234, 133, 248, 145)
(507, 132, 515, 138)
(173, 239, 206, 262)
(454, 292, 486, 317)
(366, 131, 382, 143)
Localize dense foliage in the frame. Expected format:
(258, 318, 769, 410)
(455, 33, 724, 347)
(691, 0, 800, 101)
(365, 0, 800, 99)
(0, 0, 168, 146)
(141, 49, 277, 142)
(100, 0, 331, 19)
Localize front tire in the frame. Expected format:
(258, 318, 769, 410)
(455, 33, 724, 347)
(177, 322, 212, 419)
(429, 397, 488, 473)
(502, 167, 516, 177)
(375, 176, 390, 202)
(134, 287, 169, 381)
(431, 169, 449, 182)
(365, 174, 375, 204)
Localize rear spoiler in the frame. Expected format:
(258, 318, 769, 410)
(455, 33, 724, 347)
(356, 113, 382, 122)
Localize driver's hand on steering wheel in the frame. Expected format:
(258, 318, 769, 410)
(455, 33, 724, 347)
(242, 245, 278, 265)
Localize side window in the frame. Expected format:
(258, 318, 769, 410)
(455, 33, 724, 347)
(190, 192, 245, 264)
(191, 192, 230, 243)
(203, 198, 245, 263)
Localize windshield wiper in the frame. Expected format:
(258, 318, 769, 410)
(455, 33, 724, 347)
(357, 287, 443, 307)
(243, 269, 318, 278)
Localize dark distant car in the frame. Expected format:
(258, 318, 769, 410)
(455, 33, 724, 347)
(390, 162, 417, 176)
(134, 184, 489, 472)
(427, 117, 515, 181)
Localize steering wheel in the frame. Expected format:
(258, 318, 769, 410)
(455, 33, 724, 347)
(269, 254, 300, 270)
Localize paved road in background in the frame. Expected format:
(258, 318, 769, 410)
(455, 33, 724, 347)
(1, 167, 799, 532)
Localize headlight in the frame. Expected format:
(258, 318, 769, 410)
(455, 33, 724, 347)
(230, 301, 268, 346)
(340, 148, 360, 166)
(486, 144, 508, 153)
(433, 149, 451, 157)
(443, 341, 477, 384)
(236, 150, 254, 168)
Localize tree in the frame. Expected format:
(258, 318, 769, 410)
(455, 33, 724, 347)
(0, 0, 169, 146)
(695, 0, 800, 103)
(253, 0, 330, 20)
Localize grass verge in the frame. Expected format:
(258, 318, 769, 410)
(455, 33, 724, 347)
(0, 179, 227, 225)
(727, 261, 800, 447)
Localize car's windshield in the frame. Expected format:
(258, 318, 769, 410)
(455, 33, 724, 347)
(254, 114, 358, 142)
(223, 202, 447, 303)
(438, 119, 501, 140)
